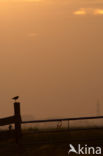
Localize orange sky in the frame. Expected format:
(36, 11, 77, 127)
(0, 0, 103, 120)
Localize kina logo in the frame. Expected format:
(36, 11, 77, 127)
(68, 144, 101, 155)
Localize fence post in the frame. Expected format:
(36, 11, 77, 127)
(14, 102, 22, 144)
(68, 120, 70, 129)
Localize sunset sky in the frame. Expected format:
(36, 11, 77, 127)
(0, 0, 103, 120)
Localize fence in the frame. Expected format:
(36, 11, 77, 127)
(0, 102, 22, 143)
(0, 102, 103, 143)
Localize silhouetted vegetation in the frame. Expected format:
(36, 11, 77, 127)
(0, 127, 103, 156)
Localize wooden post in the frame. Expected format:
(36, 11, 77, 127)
(14, 102, 22, 144)
(68, 120, 70, 129)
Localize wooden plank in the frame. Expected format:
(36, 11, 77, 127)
(22, 116, 103, 124)
(0, 116, 15, 126)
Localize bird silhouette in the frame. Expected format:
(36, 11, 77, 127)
(12, 96, 19, 101)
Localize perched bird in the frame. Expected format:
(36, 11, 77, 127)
(12, 96, 19, 101)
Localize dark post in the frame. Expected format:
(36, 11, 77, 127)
(14, 102, 22, 144)
(68, 120, 70, 129)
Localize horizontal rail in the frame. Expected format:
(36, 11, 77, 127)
(0, 116, 15, 126)
(21, 115, 103, 124)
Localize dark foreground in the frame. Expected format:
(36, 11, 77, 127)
(0, 128, 103, 156)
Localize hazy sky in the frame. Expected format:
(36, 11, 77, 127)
(0, 0, 103, 120)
